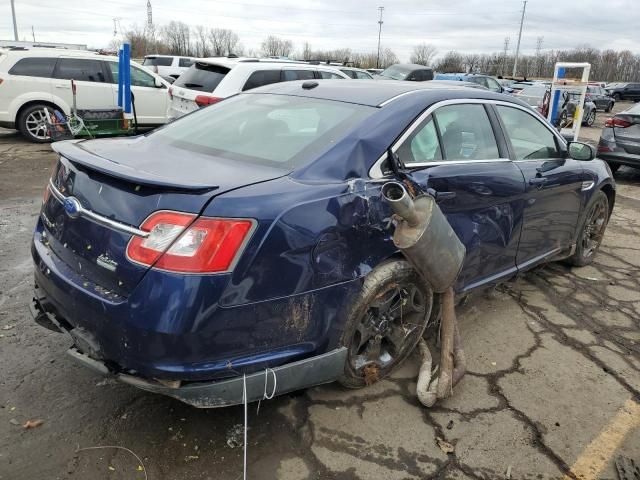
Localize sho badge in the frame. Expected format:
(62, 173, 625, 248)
(97, 253, 118, 272)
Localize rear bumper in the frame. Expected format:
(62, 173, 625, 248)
(65, 345, 347, 408)
(598, 151, 640, 167)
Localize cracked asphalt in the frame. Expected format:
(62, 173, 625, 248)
(1, 104, 639, 480)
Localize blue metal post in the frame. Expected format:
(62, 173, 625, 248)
(549, 67, 565, 126)
(117, 46, 124, 108)
(123, 42, 132, 115)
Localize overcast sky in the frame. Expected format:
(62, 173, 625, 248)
(1, 0, 638, 61)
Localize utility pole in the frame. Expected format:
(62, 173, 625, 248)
(10, 0, 19, 41)
(376, 6, 384, 69)
(512, 0, 527, 78)
(501, 36, 510, 77)
(31, 25, 35, 42)
(147, 0, 153, 29)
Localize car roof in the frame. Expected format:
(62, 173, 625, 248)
(386, 63, 433, 72)
(2, 47, 100, 58)
(250, 79, 519, 107)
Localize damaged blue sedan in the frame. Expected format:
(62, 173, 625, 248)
(31, 80, 614, 407)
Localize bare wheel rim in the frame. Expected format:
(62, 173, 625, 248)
(24, 108, 51, 140)
(348, 280, 428, 373)
(587, 110, 596, 126)
(581, 197, 607, 259)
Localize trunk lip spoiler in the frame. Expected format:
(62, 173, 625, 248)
(48, 179, 150, 238)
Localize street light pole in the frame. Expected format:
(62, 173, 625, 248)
(376, 6, 384, 69)
(10, 0, 19, 41)
(512, 0, 527, 78)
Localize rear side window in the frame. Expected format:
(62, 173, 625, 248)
(496, 105, 560, 160)
(282, 70, 315, 81)
(243, 70, 281, 91)
(8, 57, 57, 78)
(319, 70, 344, 79)
(340, 69, 357, 79)
(173, 62, 230, 92)
(179, 58, 193, 68)
(54, 58, 106, 82)
(143, 57, 172, 67)
(433, 104, 500, 160)
(355, 71, 372, 79)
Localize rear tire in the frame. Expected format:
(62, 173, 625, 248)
(566, 191, 609, 267)
(338, 259, 433, 388)
(607, 162, 621, 174)
(585, 109, 596, 127)
(18, 104, 55, 143)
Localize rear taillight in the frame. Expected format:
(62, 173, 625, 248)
(126, 211, 254, 273)
(605, 117, 632, 128)
(168, 87, 173, 100)
(195, 95, 223, 107)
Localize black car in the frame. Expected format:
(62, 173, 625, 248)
(377, 64, 434, 82)
(586, 85, 615, 112)
(605, 83, 640, 102)
(598, 102, 640, 172)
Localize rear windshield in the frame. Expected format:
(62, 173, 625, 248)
(172, 62, 230, 92)
(379, 66, 411, 80)
(143, 56, 172, 67)
(151, 94, 374, 169)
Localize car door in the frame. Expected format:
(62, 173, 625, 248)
(493, 104, 583, 269)
(52, 57, 115, 110)
(629, 83, 640, 100)
(105, 61, 168, 126)
(392, 101, 526, 291)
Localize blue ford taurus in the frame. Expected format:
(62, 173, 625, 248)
(31, 80, 615, 407)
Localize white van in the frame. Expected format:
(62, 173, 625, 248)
(142, 55, 196, 79)
(0, 48, 171, 142)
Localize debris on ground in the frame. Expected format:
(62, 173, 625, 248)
(506, 465, 512, 479)
(446, 420, 454, 430)
(9, 418, 20, 426)
(1, 324, 15, 330)
(436, 437, 455, 454)
(184, 455, 199, 462)
(363, 363, 380, 386)
(226, 424, 245, 448)
(23, 419, 44, 429)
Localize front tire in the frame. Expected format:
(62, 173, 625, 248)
(566, 191, 610, 267)
(338, 260, 433, 388)
(18, 104, 55, 143)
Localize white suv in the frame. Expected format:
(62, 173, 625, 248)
(0, 47, 171, 142)
(168, 58, 350, 121)
(142, 55, 195, 79)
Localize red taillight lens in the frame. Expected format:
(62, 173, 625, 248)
(605, 117, 632, 128)
(126, 211, 254, 273)
(195, 95, 223, 107)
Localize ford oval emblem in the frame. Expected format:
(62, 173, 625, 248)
(63, 197, 82, 219)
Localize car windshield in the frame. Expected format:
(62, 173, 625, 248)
(151, 94, 375, 169)
(143, 57, 172, 67)
(379, 66, 409, 80)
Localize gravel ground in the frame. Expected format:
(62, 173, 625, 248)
(1, 102, 638, 480)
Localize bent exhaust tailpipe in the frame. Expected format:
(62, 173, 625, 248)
(382, 181, 467, 407)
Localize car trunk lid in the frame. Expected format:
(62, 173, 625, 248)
(612, 105, 640, 154)
(42, 138, 286, 295)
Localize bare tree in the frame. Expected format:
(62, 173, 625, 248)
(302, 42, 312, 60)
(435, 51, 464, 73)
(410, 44, 437, 66)
(261, 35, 293, 57)
(161, 21, 191, 55)
(379, 48, 399, 68)
(208, 28, 240, 56)
(463, 53, 480, 73)
(193, 25, 210, 57)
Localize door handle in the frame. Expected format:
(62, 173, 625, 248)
(54, 84, 70, 89)
(529, 177, 548, 187)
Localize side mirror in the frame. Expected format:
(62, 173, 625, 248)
(154, 77, 163, 88)
(568, 141, 595, 161)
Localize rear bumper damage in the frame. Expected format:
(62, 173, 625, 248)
(30, 290, 347, 408)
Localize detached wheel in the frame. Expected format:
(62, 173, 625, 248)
(18, 104, 55, 143)
(585, 109, 596, 127)
(338, 259, 433, 388)
(567, 191, 610, 267)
